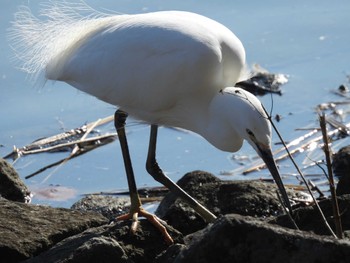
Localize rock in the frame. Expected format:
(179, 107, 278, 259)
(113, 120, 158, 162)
(332, 146, 350, 195)
(2, 169, 350, 263)
(156, 171, 288, 235)
(272, 195, 350, 235)
(0, 158, 31, 202)
(24, 219, 183, 263)
(155, 244, 186, 262)
(172, 214, 350, 263)
(71, 194, 131, 220)
(156, 171, 220, 235)
(0, 198, 108, 262)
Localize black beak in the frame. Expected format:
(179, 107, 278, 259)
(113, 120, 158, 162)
(256, 142, 292, 213)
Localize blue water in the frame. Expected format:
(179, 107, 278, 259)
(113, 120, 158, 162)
(1, 0, 350, 207)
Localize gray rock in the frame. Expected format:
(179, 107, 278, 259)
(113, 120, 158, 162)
(173, 214, 350, 263)
(156, 170, 289, 235)
(24, 228, 128, 263)
(25, 219, 182, 263)
(333, 146, 350, 195)
(0, 198, 108, 262)
(272, 195, 350, 236)
(0, 158, 31, 202)
(155, 244, 186, 263)
(71, 194, 130, 220)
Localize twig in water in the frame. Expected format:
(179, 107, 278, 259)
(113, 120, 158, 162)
(15, 133, 116, 156)
(25, 134, 116, 179)
(25, 146, 93, 179)
(4, 115, 115, 161)
(308, 180, 325, 198)
(41, 117, 109, 183)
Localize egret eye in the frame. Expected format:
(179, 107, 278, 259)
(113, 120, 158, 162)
(246, 129, 255, 137)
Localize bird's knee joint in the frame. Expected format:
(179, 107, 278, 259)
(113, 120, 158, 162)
(146, 160, 156, 175)
(114, 109, 128, 129)
(146, 160, 163, 181)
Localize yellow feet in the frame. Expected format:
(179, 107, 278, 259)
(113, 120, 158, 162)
(117, 207, 174, 245)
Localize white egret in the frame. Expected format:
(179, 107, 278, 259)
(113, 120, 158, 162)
(9, 2, 292, 244)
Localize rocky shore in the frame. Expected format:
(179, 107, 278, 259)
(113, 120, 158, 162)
(1, 158, 350, 263)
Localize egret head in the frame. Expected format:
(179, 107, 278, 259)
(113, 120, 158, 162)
(222, 87, 292, 212)
(221, 87, 271, 150)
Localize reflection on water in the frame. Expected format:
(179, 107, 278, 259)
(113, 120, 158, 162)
(1, 0, 350, 207)
(30, 184, 78, 201)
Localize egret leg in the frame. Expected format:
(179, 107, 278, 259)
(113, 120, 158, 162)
(146, 124, 217, 223)
(114, 110, 173, 245)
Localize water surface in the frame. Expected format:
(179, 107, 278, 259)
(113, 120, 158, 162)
(1, 0, 350, 207)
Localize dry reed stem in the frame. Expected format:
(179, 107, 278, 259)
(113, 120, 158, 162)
(319, 113, 343, 239)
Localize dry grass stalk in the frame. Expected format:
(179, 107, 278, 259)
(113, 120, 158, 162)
(5, 115, 115, 161)
(39, 117, 114, 183)
(18, 116, 117, 179)
(319, 113, 343, 239)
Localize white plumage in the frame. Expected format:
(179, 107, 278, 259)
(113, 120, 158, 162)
(8, 3, 261, 151)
